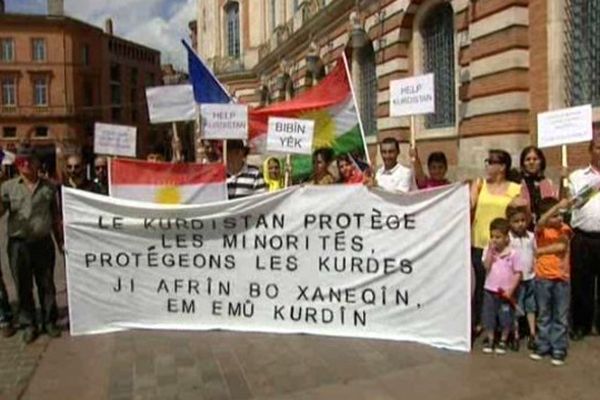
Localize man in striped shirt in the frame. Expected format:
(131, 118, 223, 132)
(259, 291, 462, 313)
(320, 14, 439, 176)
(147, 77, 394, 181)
(226, 140, 266, 200)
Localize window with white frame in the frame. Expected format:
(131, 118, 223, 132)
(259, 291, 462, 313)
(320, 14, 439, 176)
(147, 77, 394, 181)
(271, 0, 277, 31)
(1, 77, 16, 106)
(225, 2, 240, 58)
(32, 38, 46, 61)
(421, 3, 456, 129)
(566, 0, 600, 106)
(1, 38, 15, 62)
(33, 77, 48, 106)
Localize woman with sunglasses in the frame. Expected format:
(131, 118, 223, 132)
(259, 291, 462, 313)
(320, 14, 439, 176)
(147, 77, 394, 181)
(470, 149, 523, 337)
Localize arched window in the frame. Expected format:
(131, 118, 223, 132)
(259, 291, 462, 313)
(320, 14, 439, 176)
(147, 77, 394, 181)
(357, 43, 377, 137)
(421, 3, 455, 129)
(566, 0, 600, 106)
(225, 2, 240, 58)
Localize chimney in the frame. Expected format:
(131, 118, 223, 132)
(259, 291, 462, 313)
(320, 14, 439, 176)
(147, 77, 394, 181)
(105, 18, 113, 35)
(47, 0, 64, 16)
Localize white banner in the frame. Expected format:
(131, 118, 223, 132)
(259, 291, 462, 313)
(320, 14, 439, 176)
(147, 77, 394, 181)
(537, 104, 593, 148)
(200, 104, 248, 140)
(63, 184, 471, 351)
(94, 123, 137, 158)
(389, 74, 435, 117)
(146, 85, 197, 123)
(267, 117, 315, 155)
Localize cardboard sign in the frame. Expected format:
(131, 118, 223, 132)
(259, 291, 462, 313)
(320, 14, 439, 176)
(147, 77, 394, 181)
(200, 104, 248, 140)
(266, 117, 314, 155)
(146, 85, 197, 123)
(389, 74, 435, 117)
(537, 105, 593, 148)
(94, 123, 137, 157)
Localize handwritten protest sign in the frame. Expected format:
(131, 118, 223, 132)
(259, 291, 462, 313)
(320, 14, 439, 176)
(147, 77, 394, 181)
(537, 105, 593, 148)
(94, 123, 137, 157)
(63, 184, 470, 351)
(266, 117, 314, 155)
(389, 74, 435, 117)
(146, 85, 197, 123)
(200, 104, 248, 140)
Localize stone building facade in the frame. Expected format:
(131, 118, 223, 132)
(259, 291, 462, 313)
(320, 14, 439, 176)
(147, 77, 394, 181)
(197, 0, 599, 176)
(0, 1, 161, 173)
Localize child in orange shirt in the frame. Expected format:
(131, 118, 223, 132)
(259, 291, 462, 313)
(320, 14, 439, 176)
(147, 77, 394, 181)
(530, 197, 574, 366)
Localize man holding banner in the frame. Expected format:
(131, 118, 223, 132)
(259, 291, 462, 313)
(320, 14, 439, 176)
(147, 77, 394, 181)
(569, 138, 600, 341)
(226, 140, 266, 200)
(0, 146, 62, 344)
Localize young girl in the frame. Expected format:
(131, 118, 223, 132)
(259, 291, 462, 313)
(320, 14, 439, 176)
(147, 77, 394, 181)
(481, 218, 524, 354)
(506, 205, 537, 350)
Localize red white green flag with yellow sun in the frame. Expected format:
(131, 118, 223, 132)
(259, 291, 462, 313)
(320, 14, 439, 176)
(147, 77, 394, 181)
(109, 159, 227, 204)
(249, 58, 368, 180)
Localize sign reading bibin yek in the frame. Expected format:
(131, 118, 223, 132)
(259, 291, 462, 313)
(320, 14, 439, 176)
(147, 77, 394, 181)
(537, 104, 593, 148)
(389, 74, 435, 117)
(200, 104, 248, 140)
(267, 117, 314, 155)
(94, 123, 137, 158)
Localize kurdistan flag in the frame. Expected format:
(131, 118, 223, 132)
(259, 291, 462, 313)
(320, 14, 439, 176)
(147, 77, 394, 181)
(249, 59, 367, 181)
(109, 159, 227, 205)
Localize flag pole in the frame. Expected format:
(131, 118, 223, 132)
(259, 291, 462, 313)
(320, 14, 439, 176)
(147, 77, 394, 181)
(284, 154, 291, 188)
(342, 52, 371, 166)
(410, 115, 416, 148)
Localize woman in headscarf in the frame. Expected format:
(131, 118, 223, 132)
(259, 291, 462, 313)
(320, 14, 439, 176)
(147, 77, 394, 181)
(519, 146, 558, 227)
(262, 156, 284, 192)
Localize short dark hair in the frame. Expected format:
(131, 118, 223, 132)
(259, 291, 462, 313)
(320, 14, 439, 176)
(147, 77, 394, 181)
(506, 205, 528, 220)
(520, 146, 547, 174)
(538, 197, 559, 215)
(490, 218, 510, 235)
(313, 147, 334, 164)
(380, 137, 399, 151)
(227, 140, 249, 156)
(427, 151, 447, 167)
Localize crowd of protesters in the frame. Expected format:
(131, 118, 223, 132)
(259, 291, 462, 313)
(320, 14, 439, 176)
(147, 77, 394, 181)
(0, 135, 598, 369)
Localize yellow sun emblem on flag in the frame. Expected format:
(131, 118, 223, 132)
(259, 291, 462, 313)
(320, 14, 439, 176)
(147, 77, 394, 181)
(155, 185, 182, 204)
(300, 109, 335, 149)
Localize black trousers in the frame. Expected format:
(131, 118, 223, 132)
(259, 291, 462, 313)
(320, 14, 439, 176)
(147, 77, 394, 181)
(0, 263, 12, 324)
(8, 236, 57, 328)
(472, 247, 485, 329)
(570, 229, 600, 334)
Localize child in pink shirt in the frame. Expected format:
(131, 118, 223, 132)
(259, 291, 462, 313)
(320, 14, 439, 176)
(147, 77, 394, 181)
(481, 218, 523, 354)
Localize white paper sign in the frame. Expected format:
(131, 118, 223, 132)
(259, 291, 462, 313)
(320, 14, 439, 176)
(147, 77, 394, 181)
(267, 117, 315, 155)
(389, 74, 435, 117)
(200, 104, 248, 140)
(537, 105, 593, 148)
(63, 184, 471, 352)
(94, 123, 137, 157)
(146, 85, 196, 123)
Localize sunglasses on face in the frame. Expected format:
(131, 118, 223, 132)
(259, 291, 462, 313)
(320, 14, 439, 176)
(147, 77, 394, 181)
(95, 165, 107, 170)
(484, 158, 503, 166)
(67, 164, 82, 170)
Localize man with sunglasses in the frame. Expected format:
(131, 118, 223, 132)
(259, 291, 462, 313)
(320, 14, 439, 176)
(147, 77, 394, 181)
(0, 146, 63, 344)
(63, 154, 94, 192)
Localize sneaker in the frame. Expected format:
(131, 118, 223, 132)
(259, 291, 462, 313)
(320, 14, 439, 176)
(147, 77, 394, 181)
(527, 336, 536, 351)
(22, 327, 38, 345)
(529, 349, 549, 361)
(495, 341, 507, 355)
(482, 338, 493, 354)
(44, 323, 61, 338)
(509, 338, 520, 352)
(551, 353, 566, 366)
(0, 324, 16, 338)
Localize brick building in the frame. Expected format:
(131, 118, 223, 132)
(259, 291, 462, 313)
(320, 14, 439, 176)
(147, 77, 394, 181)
(0, 0, 161, 173)
(196, 0, 599, 177)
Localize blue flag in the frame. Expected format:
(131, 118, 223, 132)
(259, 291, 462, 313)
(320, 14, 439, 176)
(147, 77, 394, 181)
(182, 40, 231, 104)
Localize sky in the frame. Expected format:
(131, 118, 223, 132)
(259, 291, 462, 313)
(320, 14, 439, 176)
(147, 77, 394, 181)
(5, 0, 195, 70)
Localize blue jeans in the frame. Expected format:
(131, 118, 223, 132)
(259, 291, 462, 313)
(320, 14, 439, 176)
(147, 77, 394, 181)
(535, 279, 569, 355)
